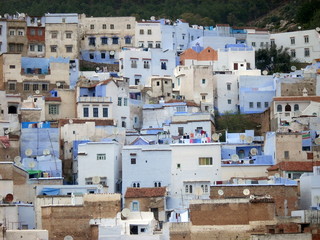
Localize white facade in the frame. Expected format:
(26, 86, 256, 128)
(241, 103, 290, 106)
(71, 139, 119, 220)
(135, 21, 162, 49)
(246, 28, 270, 51)
(270, 29, 320, 63)
(300, 166, 320, 210)
(0, 20, 8, 54)
(119, 48, 176, 86)
(77, 141, 121, 193)
(122, 145, 171, 193)
(169, 143, 221, 209)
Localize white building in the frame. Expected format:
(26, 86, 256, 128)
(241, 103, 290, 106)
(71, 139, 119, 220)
(119, 48, 176, 86)
(77, 141, 121, 193)
(169, 143, 222, 209)
(270, 29, 320, 63)
(122, 144, 171, 193)
(0, 20, 8, 54)
(300, 166, 320, 210)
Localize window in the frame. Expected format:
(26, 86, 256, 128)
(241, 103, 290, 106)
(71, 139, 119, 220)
(30, 29, 35, 35)
(257, 102, 261, 108)
(143, 61, 150, 69)
(148, 41, 153, 48)
(9, 44, 15, 52)
(154, 181, 161, 187)
(139, 29, 144, 35)
(131, 60, 137, 68)
(127, 24, 131, 29)
(202, 79, 206, 84)
(304, 48, 310, 57)
(89, 37, 96, 46)
(202, 95, 206, 101)
(118, 97, 122, 106)
(30, 44, 35, 52)
(147, 29, 152, 35)
(161, 61, 167, 70)
(103, 107, 108, 117)
(42, 83, 48, 91)
(102, 24, 106, 29)
(227, 83, 231, 90)
(285, 104, 291, 112)
(270, 39, 275, 46)
(112, 37, 118, 44)
(38, 45, 43, 52)
(228, 99, 231, 104)
(38, 29, 43, 36)
(135, 79, 140, 85)
(260, 42, 264, 47)
(65, 32, 72, 39)
(51, 32, 57, 38)
(110, 24, 114, 29)
(49, 104, 59, 115)
(8, 81, 16, 91)
(252, 42, 256, 47)
(109, 51, 115, 59)
(101, 37, 108, 45)
(264, 102, 269, 108)
(97, 154, 106, 160)
(277, 104, 282, 112)
(304, 35, 309, 43)
(83, 107, 89, 117)
(178, 127, 184, 135)
(125, 36, 131, 44)
(17, 44, 23, 52)
(185, 184, 193, 194)
(199, 157, 213, 165)
(176, 106, 186, 112)
(9, 65, 15, 69)
(90, 24, 94, 29)
(131, 158, 136, 164)
(33, 84, 39, 91)
(89, 53, 94, 59)
(290, 37, 295, 45)
(9, 30, 15, 36)
(155, 42, 161, 48)
(132, 182, 140, 188)
(65, 45, 73, 52)
(50, 45, 57, 52)
(93, 107, 99, 117)
(138, 41, 144, 47)
(294, 104, 299, 111)
(131, 201, 139, 211)
(284, 151, 289, 159)
(24, 83, 30, 91)
(249, 102, 254, 108)
(291, 49, 296, 58)
(124, 98, 128, 106)
(101, 52, 106, 59)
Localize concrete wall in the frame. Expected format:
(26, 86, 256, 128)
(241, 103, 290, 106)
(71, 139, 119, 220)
(4, 230, 49, 240)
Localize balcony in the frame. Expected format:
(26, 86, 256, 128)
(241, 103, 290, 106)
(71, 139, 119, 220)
(77, 96, 112, 103)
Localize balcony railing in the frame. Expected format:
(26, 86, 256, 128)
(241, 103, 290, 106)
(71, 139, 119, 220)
(77, 96, 112, 103)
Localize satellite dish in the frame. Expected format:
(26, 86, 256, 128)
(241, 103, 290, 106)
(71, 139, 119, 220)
(262, 70, 268, 75)
(243, 189, 250, 196)
(250, 195, 255, 200)
(25, 149, 33, 156)
(315, 138, 320, 145)
(218, 189, 224, 196)
(212, 133, 220, 141)
(43, 149, 50, 155)
(92, 176, 101, 184)
(291, 66, 297, 71)
(245, 136, 253, 144)
(250, 148, 258, 156)
(121, 208, 131, 218)
(231, 154, 239, 162)
(194, 187, 203, 196)
(56, 82, 61, 87)
(96, 67, 100, 71)
(69, 119, 73, 124)
(35, 90, 40, 94)
(4, 194, 14, 203)
(240, 134, 246, 141)
(110, 51, 115, 55)
(28, 161, 36, 169)
(97, 184, 103, 190)
(4, 130, 10, 135)
(14, 156, 21, 163)
(64, 236, 74, 240)
(316, 27, 320, 32)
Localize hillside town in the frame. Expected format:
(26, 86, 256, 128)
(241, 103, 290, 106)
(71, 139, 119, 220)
(0, 12, 320, 240)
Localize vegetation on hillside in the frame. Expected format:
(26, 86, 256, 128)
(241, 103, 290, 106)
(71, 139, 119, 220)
(0, 0, 308, 29)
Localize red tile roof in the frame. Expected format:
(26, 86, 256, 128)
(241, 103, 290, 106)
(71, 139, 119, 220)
(125, 187, 166, 198)
(267, 161, 320, 172)
(45, 97, 61, 102)
(273, 96, 320, 102)
(165, 99, 199, 107)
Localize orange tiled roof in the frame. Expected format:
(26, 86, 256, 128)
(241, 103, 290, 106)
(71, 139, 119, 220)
(125, 187, 166, 198)
(45, 97, 61, 102)
(273, 96, 320, 102)
(267, 161, 320, 172)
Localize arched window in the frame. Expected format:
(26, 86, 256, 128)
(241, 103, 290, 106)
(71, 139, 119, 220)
(285, 104, 291, 112)
(277, 104, 282, 112)
(8, 106, 17, 114)
(294, 104, 299, 111)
